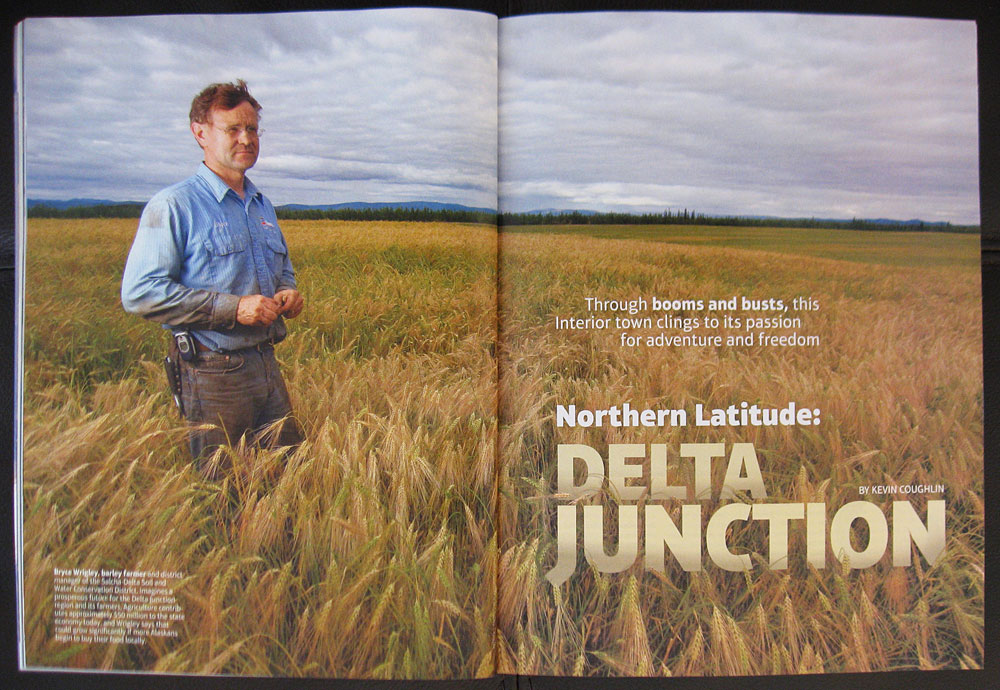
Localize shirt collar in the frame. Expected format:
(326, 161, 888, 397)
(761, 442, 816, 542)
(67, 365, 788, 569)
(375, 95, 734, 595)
(197, 163, 261, 203)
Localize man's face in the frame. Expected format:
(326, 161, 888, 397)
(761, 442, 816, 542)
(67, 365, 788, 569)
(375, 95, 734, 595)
(191, 101, 260, 177)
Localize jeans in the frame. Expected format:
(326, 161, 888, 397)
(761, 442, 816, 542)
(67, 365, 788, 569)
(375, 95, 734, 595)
(178, 344, 302, 477)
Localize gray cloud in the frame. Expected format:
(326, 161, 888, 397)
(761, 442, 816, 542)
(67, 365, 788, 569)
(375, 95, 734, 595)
(499, 12, 979, 223)
(23, 9, 497, 208)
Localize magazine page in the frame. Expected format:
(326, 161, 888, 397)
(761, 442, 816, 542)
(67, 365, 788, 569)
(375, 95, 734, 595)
(15, 8, 498, 678)
(497, 11, 982, 676)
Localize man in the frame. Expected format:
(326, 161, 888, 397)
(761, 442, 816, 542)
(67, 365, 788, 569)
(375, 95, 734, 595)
(122, 80, 303, 475)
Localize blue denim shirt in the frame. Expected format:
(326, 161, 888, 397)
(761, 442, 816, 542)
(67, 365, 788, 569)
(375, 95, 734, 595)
(121, 164, 296, 352)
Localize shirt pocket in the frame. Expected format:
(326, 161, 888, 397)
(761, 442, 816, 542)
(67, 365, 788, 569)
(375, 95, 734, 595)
(263, 232, 288, 277)
(202, 224, 248, 285)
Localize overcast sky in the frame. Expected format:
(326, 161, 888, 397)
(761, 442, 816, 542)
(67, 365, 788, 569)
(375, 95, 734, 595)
(22, 9, 498, 208)
(22, 11, 980, 223)
(499, 13, 980, 224)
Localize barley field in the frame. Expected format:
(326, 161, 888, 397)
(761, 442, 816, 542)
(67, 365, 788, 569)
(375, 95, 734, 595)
(497, 224, 982, 675)
(20, 218, 498, 678)
(19, 218, 983, 678)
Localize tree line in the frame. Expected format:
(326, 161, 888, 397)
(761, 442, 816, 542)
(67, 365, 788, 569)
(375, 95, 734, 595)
(499, 209, 978, 233)
(27, 203, 496, 225)
(28, 203, 145, 219)
(27, 203, 977, 234)
(276, 207, 496, 224)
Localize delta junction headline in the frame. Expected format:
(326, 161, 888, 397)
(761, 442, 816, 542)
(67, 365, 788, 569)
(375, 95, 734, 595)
(546, 402, 946, 585)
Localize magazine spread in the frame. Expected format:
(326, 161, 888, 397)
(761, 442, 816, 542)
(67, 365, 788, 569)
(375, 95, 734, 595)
(13, 6, 983, 682)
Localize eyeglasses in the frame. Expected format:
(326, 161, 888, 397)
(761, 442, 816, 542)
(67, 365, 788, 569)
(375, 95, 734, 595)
(214, 125, 264, 138)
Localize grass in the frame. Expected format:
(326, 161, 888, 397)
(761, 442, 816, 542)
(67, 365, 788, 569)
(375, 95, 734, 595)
(502, 223, 981, 268)
(20, 218, 983, 678)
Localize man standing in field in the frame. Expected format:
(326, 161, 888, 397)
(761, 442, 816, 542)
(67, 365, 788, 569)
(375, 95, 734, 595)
(121, 80, 303, 476)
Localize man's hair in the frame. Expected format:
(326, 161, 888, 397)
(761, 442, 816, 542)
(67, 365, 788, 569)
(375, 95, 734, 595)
(189, 79, 261, 124)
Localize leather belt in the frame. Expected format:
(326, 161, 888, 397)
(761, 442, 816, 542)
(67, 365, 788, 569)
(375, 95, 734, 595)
(195, 340, 274, 354)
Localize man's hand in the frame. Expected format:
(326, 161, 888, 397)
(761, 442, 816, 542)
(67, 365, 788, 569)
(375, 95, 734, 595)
(237, 294, 281, 326)
(274, 289, 304, 319)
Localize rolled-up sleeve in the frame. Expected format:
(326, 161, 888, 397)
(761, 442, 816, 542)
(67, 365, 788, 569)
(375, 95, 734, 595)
(121, 196, 240, 329)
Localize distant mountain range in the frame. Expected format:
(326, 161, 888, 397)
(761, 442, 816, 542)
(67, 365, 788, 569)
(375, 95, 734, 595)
(737, 214, 953, 227)
(27, 198, 959, 227)
(277, 201, 496, 214)
(26, 198, 496, 214)
(26, 198, 144, 210)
